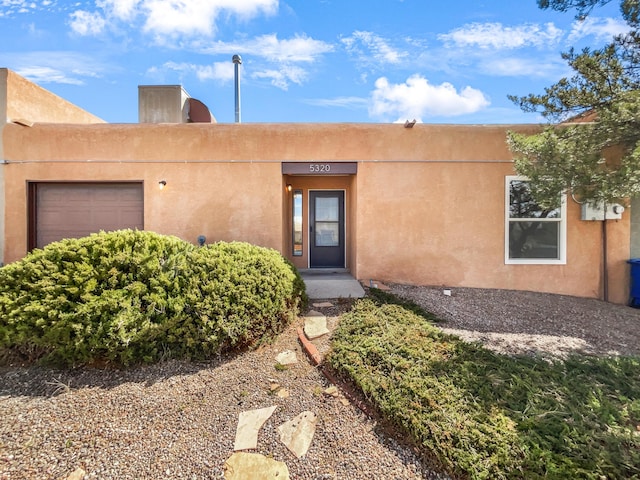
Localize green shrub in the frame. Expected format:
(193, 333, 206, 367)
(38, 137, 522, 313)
(0, 230, 305, 366)
(367, 286, 440, 322)
(329, 300, 524, 479)
(329, 299, 640, 480)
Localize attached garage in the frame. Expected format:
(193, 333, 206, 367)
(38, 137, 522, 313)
(28, 182, 144, 249)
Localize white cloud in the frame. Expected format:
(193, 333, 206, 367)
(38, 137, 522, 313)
(568, 16, 629, 42)
(303, 96, 368, 109)
(302, 97, 369, 110)
(1, 51, 108, 84)
(481, 57, 565, 78)
(96, 0, 140, 21)
(69, 10, 107, 36)
(75, 0, 278, 40)
(253, 65, 307, 90)
(0, 0, 36, 17)
(202, 34, 332, 89)
(205, 34, 333, 62)
(149, 33, 331, 90)
(252, 34, 333, 62)
(15, 66, 85, 85)
(439, 22, 563, 50)
(341, 31, 407, 64)
(370, 74, 490, 122)
(141, 0, 220, 38)
(157, 60, 234, 82)
(195, 61, 235, 81)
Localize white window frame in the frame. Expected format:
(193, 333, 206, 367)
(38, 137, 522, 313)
(505, 176, 567, 265)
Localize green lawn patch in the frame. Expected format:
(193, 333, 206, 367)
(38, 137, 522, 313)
(329, 299, 640, 480)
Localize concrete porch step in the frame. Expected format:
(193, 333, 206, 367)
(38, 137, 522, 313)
(299, 271, 365, 300)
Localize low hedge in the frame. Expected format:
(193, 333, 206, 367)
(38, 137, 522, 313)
(329, 300, 523, 479)
(329, 298, 640, 479)
(0, 230, 306, 366)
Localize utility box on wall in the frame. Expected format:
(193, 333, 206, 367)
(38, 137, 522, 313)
(581, 202, 625, 221)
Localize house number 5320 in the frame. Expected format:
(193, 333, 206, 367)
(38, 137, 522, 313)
(309, 164, 331, 173)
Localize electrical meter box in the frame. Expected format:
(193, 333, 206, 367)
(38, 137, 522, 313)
(580, 202, 625, 221)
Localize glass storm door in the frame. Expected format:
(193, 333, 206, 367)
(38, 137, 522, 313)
(309, 191, 345, 268)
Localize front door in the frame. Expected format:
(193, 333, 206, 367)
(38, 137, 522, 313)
(309, 190, 345, 268)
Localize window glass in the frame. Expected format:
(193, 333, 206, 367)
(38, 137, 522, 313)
(509, 180, 560, 218)
(509, 180, 561, 219)
(509, 222, 559, 259)
(293, 190, 303, 256)
(315, 222, 339, 246)
(506, 177, 566, 264)
(315, 197, 339, 221)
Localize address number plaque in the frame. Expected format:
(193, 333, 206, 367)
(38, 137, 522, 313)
(281, 162, 357, 175)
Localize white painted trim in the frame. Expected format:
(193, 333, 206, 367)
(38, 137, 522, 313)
(504, 175, 567, 265)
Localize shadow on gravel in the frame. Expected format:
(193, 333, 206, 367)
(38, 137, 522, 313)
(0, 354, 239, 398)
(388, 285, 640, 357)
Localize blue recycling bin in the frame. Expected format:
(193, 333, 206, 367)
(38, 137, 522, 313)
(628, 259, 640, 307)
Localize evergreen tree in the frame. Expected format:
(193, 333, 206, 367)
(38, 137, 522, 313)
(507, 0, 640, 301)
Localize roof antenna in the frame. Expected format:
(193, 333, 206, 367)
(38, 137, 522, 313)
(232, 54, 242, 123)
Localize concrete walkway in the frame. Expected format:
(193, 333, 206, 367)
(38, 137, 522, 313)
(299, 271, 365, 299)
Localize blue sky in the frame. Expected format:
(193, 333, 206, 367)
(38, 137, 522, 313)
(0, 0, 627, 124)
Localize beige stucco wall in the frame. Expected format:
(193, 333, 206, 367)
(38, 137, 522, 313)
(3, 161, 283, 256)
(0, 69, 104, 124)
(0, 68, 104, 265)
(355, 161, 629, 303)
(1, 121, 631, 304)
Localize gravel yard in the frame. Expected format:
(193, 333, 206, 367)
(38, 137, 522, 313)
(2, 286, 639, 480)
(390, 284, 640, 358)
(0, 308, 446, 480)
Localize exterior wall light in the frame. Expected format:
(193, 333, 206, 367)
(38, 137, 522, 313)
(286, 184, 292, 192)
(158, 180, 167, 190)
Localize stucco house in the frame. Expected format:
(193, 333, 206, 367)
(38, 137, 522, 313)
(0, 68, 634, 304)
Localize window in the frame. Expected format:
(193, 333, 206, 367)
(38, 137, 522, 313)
(292, 190, 303, 256)
(505, 176, 566, 264)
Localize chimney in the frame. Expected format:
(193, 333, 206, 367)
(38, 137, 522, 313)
(138, 85, 190, 123)
(232, 54, 242, 123)
(138, 85, 215, 123)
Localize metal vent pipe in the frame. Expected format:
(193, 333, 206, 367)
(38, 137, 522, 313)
(232, 54, 242, 123)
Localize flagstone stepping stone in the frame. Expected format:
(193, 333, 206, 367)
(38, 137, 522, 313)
(312, 301, 334, 308)
(276, 388, 290, 398)
(323, 386, 339, 397)
(233, 406, 277, 451)
(303, 311, 329, 339)
(277, 411, 318, 458)
(65, 468, 86, 480)
(275, 350, 298, 365)
(224, 452, 290, 480)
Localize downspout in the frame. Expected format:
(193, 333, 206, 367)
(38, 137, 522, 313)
(603, 202, 609, 302)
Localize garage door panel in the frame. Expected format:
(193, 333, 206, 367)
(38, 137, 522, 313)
(34, 183, 144, 248)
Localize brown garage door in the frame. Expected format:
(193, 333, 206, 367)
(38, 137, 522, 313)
(30, 183, 144, 249)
